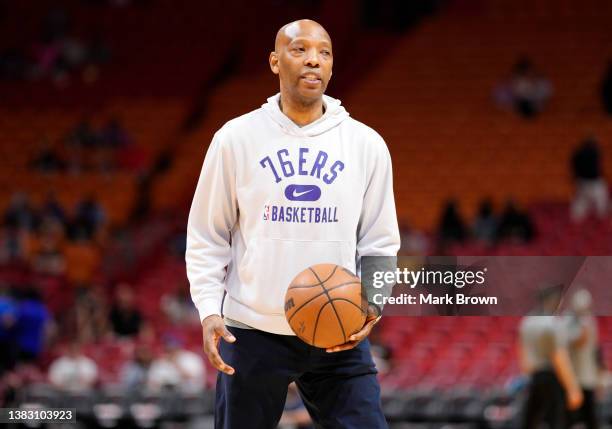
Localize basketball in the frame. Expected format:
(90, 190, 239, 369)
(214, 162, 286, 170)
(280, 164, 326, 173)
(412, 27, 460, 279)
(284, 263, 367, 348)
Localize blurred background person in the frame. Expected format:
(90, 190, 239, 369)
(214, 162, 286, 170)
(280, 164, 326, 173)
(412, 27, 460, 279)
(147, 335, 205, 394)
(570, 136, 608, 222)
(48, 341, 98, 393)
(494, 56, 553, 119)
(518, 284, 583, 429)
(120, 344, 154, 392)
(564, 289, 602, 429)
(108, 283, 142, 338)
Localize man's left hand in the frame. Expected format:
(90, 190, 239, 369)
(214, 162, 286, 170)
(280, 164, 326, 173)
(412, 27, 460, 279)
(326, 304, 381, 353)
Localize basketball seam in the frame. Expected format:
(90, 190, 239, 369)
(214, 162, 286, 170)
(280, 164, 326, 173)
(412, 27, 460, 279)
(312, 300, 331, 348)
(286, 281, 361, 323)
(309, 267, 347, 344)
(288, 265, 340, 289)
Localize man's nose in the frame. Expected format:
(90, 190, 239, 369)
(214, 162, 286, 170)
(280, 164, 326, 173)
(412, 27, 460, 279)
(304, 48, 320, 68)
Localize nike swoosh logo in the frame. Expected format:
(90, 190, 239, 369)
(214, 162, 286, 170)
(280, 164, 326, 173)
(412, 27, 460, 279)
(292, 189, 312, 198)
(285, 184, 321, 201)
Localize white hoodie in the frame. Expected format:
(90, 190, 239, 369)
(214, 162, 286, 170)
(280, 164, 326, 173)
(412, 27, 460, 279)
(186, 93, 400, 335)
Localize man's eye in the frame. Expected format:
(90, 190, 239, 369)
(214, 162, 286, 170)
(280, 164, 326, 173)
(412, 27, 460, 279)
(293, 47, 305, 53)
(321, 50, 331, 56)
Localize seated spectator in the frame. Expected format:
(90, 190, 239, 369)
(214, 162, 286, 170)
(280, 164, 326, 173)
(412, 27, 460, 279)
(69, 196, 105, 241)
(496, 200, 534, 243)
(472, 199, 498, 244)
(109, 284, 142, 338)
(41, 193, 67, 227)
(437, 199, 467, 246)
(147, 336, 205, 393)
(494, 56, 553, 119)
(14, 287, 51, 363)
(161, 286, 199, 326)
(601, 60, 612, 116)
(31, 235, 65, 276)
(48, 342, 98, 392)
(570, 136, 608, 222)
(279, 382, 313, 429)
(120, 344, 154, 392)
(4, 193, 40, 232)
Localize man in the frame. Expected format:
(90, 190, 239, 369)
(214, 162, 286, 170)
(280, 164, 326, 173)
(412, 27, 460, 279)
(186, 19, 400, 429)
(518, 284, 583, 429)
(570, 136, 608, 222)
(564, 289, 602, 429)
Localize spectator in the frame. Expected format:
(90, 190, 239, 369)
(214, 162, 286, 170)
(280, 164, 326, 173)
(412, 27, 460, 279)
(31, 235, 65, 276)
(494, 57, 553, 119)
(437, 199, 467, 245)
(74, 285, 109, 343)
(69, 196, 105, 241)
(147, 336, 205, 393)
(48, 342, 98, 392)
(472, 199, 497, 244)
(120, 344, 154, 391)
(601, 60, 612, 115)
(570, 137, 608, 222)
(0, 288, 18, 375)
(4, 193, 39, 232)
(278, 382, 313, 429)
(41, 193, 67, 228)
(161, 287, 199, 326)
(496, 200, 534, 243)
(109, 284, 142, 338)
(14, 288, 51, 363)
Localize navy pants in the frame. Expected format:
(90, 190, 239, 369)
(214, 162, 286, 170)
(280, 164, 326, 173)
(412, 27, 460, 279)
(215, 326, 388, 429)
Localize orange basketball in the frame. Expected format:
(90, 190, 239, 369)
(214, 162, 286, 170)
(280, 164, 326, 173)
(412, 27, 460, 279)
(284, 263, 367, 348)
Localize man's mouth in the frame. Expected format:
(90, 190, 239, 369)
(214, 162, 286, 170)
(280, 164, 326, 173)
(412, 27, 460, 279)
(301, 74, 321, 84)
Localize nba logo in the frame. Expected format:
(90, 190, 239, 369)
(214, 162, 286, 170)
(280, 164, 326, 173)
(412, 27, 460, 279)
(263, 205, 270, 220)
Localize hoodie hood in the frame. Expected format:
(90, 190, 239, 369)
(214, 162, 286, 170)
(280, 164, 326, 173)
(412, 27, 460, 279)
(261, 93, 350, 137)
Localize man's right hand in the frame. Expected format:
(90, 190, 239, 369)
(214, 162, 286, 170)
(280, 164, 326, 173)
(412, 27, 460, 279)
(202, 314, 236, 375)
(566, 387, 584, 411)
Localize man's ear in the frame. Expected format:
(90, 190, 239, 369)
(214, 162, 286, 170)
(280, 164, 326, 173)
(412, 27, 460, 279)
(269, 51, 279, 75)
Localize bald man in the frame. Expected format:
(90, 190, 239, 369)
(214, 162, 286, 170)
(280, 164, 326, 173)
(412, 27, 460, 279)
(187, 19, 400, 429)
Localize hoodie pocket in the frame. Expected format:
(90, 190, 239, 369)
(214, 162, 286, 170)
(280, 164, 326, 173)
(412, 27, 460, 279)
(237, 238, 355, 315)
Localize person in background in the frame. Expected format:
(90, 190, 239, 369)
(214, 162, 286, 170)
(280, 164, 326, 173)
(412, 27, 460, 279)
(48, 342, 98, 392)
(564, 289, 602, 429)
(70, 196, 105, 241)
(147, 335, 205, 393)
(120, 344, 154, 392)
(109, 283, 142, 338)
(472, 198, 497, 244)
(496, 200, 534, 243)
(14, 287, 51, 363)
(570, 137, 608, 222)
(4, 193, 40, 233)
(518, 284, 583, 429)
(493, 57, 553, 119)
(437, 199, 467, 247)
